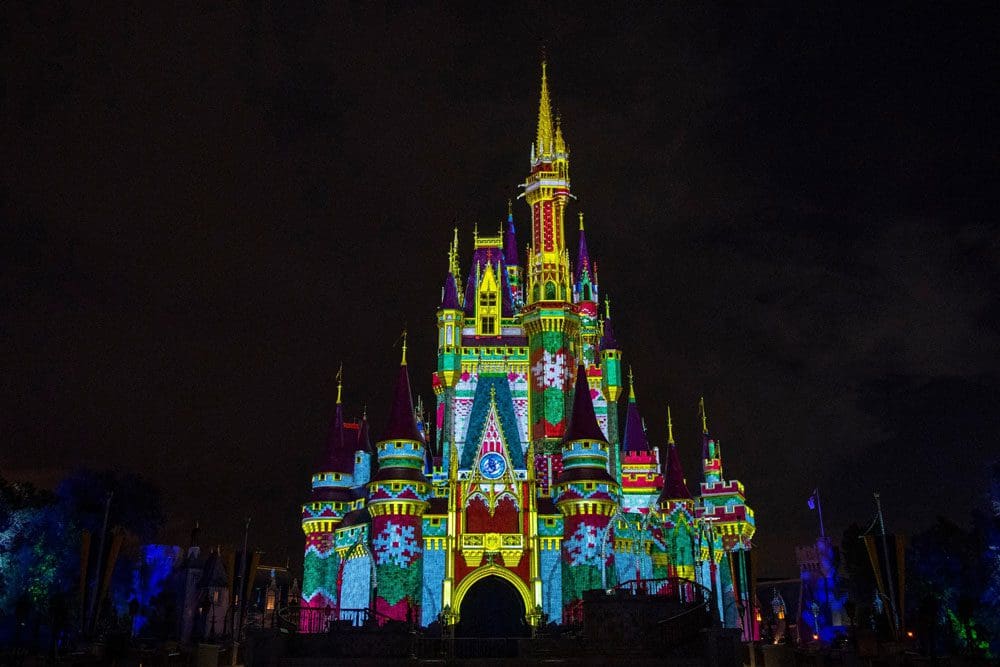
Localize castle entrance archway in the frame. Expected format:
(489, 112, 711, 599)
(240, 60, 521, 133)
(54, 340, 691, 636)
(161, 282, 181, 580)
(455, 575, 529, 637)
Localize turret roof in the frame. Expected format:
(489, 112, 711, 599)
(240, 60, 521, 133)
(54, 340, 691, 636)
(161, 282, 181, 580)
(659, 441, 692, 502)
(504, 205, 519, 267)
(319, 371, 354, 474)
(383, 356, 423, 443)
(621, 376, 649, 452)
(441, 272, 460, 310)
(575, 213, 592, 285)
(563, 364, 606, 443)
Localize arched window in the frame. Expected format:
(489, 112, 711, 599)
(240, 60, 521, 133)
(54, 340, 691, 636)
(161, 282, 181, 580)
(544, 281, 556, 300)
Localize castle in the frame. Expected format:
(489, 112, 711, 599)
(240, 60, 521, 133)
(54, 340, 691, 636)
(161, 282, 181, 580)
(300, 63, 756, 635)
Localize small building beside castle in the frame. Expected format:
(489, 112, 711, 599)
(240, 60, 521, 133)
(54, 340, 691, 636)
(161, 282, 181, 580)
(300, 63, 756, 636)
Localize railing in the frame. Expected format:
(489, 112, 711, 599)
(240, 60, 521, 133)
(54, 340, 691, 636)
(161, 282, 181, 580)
(277, 606, 397, 633)
(612, 576, 709, 604)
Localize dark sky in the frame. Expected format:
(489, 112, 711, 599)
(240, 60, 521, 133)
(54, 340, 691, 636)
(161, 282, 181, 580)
(4, 3, 998, 576)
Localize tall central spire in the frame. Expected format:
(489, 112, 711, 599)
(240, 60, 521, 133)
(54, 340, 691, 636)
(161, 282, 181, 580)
(536, 61, 554, 156)
(523, 60, 571, 305)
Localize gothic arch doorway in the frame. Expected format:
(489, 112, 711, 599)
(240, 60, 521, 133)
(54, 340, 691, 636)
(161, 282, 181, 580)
(455, 575, 529, 637)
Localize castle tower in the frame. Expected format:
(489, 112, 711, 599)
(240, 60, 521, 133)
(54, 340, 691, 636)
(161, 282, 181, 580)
(598, 298, 623, 477)
(657, 407, 697, 582)
(301, 369, 355, 611)
(297, 59, 755, 637)
(353, 409, 374, 487)
(368, 342, 431, 622)
(695, 398, 756, 630)
(554, 365, 619, 620)
(522, 62, 581, 450)
(504, 202, 523, 308)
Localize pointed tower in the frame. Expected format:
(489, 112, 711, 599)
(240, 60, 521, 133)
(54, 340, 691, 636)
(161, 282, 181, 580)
(368, 339, 431, 621)
(573, 213, 599, 310)
(554, 365, 619, 616)
(619, 370, 663, 511)
(353, 408, 374, 487)
(504, 201, 524, 309)
(694, 398, 756, 630)
(523, 61, 572, 305)
(522, 62, 582, 450)
(301, 367, 356, 611)
(598, 297, 623, 473)
(656, 407, 697, 583)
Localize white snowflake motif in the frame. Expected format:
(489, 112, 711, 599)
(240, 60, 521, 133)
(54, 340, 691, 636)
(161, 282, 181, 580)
(372, 521, 421, 567)
(532, 350, 568, 389)
(563, 522, 602, 566)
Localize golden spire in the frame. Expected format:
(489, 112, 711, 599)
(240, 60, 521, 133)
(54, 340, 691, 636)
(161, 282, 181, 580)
(507, 198, 513, 217)
(628, 366, 635, 401)
(667, 405, 675, 445)
(554, 113, 566, 154)
(335, 363, 343, 404)
(448, 227, 459, 275)
(605, 295, 612, 319)
(536, 61, 554, 156)
(578, 211, 585, 231)
(401, 328, 408, 366)
(699, 396, 708, 434)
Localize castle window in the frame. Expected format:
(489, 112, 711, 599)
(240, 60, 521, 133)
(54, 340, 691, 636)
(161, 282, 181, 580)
(477, 263, 500, 335)
(544, 282, 556, 300)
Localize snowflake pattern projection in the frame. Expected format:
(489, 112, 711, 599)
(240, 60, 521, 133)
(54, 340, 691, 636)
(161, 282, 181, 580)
(563, 521, 603, 566)
(532, 350, 569, 390)
(373, 521, 421, 568)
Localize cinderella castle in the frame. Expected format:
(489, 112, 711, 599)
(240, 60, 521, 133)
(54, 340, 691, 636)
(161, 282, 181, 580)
(300, 63, 756, 636)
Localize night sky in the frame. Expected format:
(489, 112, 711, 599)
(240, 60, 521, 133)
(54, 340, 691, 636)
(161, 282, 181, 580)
(4, 4, 998, 576)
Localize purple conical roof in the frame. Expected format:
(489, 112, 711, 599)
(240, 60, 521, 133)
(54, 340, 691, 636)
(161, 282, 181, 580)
(357, 414, 374, 454)
(384, 363, 423, 442)
(504, 214, 519, 266)
(600, 315, 618, 350)
(659, 442, 692, 501)
(320, 401, 354, 473)
(621, 392, 649, 453)
(563, 364, 607, 443)
(441, 272, 460, 310)
(576, 226, 591, 283)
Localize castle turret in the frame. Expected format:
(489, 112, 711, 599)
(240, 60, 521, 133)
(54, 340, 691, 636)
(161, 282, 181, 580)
(657, 407, 697, 582)
(554, 364, 619, 614)
(699, 397, 723, 484)
(353, 408, 374, 487)
(522, 62, 581, 451)
(368, 338, 431, 621)
(504, 201, 523, 308)
(598, 297, 623, 477)
(301, 367, 355, 610)
(619, 371, 663, 511)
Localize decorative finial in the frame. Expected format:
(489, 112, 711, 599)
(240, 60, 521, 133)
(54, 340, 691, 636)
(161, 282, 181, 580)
(362, 403, 367, 420)
(536, 59, 554, 156)
(699, 396, 708, 434)
(578, 211, 584, 231)
(605, 295, 611, 319)
(449, 227, 461, 278)
(473, 222, 479, 244)
(667, 405, 675, 445)
(507, 199, 513, 218)
(628, 366, 635, 401)
(401, 328, 408, 366)
(335, 363, 343, 404)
